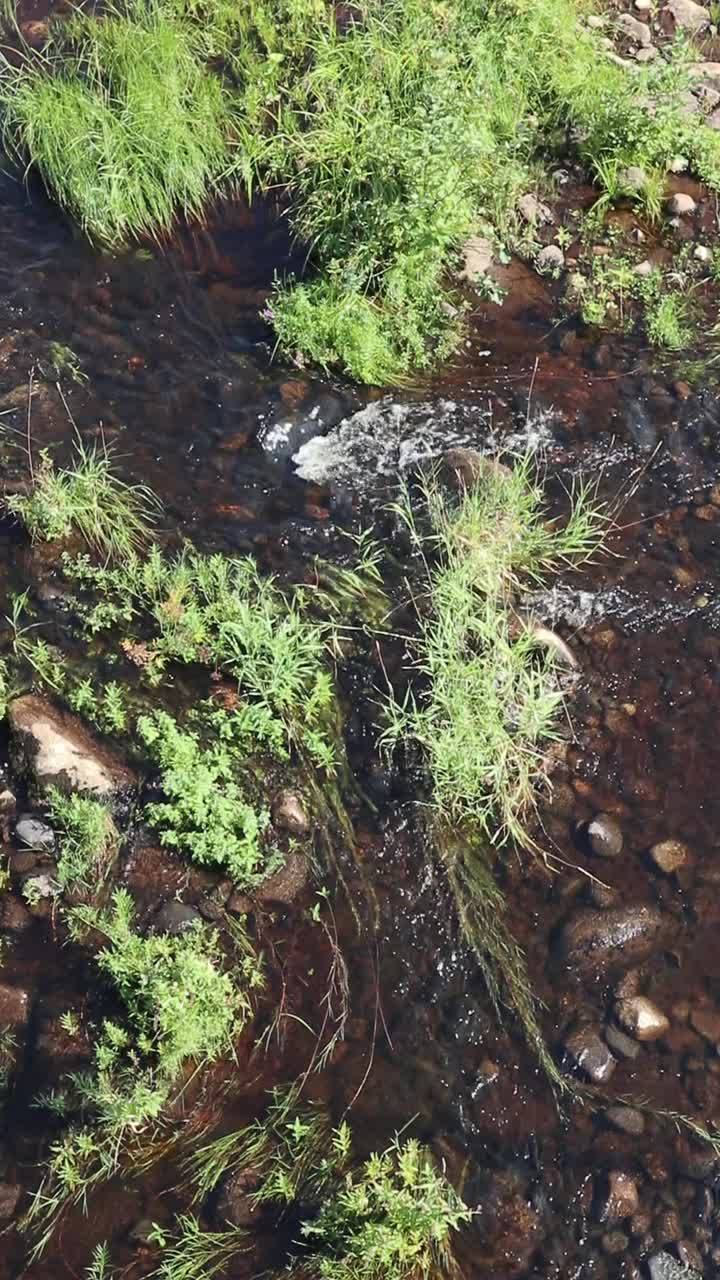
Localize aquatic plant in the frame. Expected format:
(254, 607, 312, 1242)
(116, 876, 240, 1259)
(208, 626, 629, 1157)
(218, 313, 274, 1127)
(382, 457, 605, 1087)
(85, 1242, 115, 1280)
(6, 438, 158, 559)
(150, 1216, 249, 1280)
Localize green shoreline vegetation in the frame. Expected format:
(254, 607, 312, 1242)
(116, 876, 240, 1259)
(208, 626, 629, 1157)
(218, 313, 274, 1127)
(1, 0, 719, 381)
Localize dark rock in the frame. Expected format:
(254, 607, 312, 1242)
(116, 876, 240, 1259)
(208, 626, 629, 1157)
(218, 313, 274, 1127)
(560, 904, 664, 974)
(216, 1166, 261, 1228)
(604, 1022, 641, 1060)
(271, 792, 310, 838)
(153, 901, 202, 936)
(14, 814, 55, 853)
(565, 1027, 617, 1083)
(0, 896, 32, 933)
(588, 813, 624, 858)
(655, 1209, 682, 1245)
(0, 1183, 21, 1223)
(605, 1105, 646, 1136)
(0, 982, 30, 1028)
(602, 1170, 640, 1221)
(9, 695, 136, 806)
(676, 1150, 717, 1180)
(255, 852, 310, 906)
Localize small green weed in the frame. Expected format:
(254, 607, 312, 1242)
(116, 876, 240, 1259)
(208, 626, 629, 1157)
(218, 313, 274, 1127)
(85, 1242, 115, 1280)
(151, 1216, 248, 1280)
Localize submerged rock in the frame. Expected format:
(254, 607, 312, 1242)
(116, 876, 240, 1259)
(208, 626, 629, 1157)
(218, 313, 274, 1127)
(9, 695, 136, 805)
(604, 1021, 641, 1060)
(588, 812, 624, 858)
(605, 1105, 646, 1136)
(565, 1026, 617, 1082)
(215, 1166, 262, 1228)
(615, 995, 669, 1041)
(649, 839, 690, 874)
(602, 1170, 640, 1221)
(560, 904, 664, 974)
(460, 236, 495, 284)
(648, 1251, 701, 1280)
(271, 791, 310, 837)
(254, 851, 310, 906)
(152, 901, 202, 936)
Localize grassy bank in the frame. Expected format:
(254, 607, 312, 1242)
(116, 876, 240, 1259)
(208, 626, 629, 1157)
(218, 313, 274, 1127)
(2, 0, 719, 381)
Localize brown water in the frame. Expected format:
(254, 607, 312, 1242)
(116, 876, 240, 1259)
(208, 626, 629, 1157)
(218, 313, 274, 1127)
(1, 171, 720, 1280)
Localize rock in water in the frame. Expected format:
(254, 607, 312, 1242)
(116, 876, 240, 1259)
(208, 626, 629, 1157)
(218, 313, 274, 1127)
(254, 852, 310, 906)
(666, 193, 697, 216)
(8, 695, 136, 805)
(588, 813, 624, 858)
(560, 904, 664, 974)
(564, 1027, 617, 1082)
(648, 1251, 701, 1280)
(615, 995, 670, 1041)
(649, 839, 690, 874)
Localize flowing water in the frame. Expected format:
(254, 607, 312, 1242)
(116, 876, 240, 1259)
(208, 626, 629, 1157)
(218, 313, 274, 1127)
(2, 160, 720, 1280)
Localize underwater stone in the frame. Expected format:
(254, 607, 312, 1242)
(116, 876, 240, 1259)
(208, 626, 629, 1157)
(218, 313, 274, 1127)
(588, 813, 624, 858)
(615, 995, 670, 1041)
(565, 1026, 617, 1082)
(560, 903, 664, 973)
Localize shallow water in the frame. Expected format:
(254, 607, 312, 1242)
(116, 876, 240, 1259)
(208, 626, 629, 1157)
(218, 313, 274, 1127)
(1, 171, 720, 1279)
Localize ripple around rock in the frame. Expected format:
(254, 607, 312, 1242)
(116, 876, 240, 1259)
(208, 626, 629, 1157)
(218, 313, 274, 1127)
(560, 904, 664, 974)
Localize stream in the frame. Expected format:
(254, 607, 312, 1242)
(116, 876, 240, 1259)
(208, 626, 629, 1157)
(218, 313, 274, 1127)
(1, 152, 720, 1280)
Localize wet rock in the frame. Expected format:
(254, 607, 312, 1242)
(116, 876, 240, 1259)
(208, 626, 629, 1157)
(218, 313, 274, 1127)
(472, 1171, 541, 1277)
(655, 1208, 682, 1244)
(518, 193, 554, 225)
(588, 813, 624, 858)
(0, 982, 30, 1028)
(216, 1166, 261, 1228)
(602, 1229, 629, 1254)
(0, 1183, 21, 1224)
(254, 851, 310, 906)
(565, 1027, 617, 1083)
(689, 1005, 720, 1045)
(615, 996, 669, 1041)
(591, 881, 619, 909)
(602, 1170, 640, 1220)
(8, 695, 136, 805)
(560, 904, 664, 974)
(649, 840, 691, 874)
(605, 1105, 646, 1136)
(0, 896, 32, 933)
(617, 13, 652, 44)
(666, 193, 697, 216)
(460, 236, 495, 284)
(271, 792, 310, 838)
(669, 155, 689, 172)
(666, 0, 710, 29)
(129, 1218, 159, 1247)
(693, 245, 711, 262)
(604, 1022, 641, 1060)
(621, 165, 648, 189)
(0, 789, 16, 813)
(647, 1251, 701, 1280)
(537, 244, 565, 273)
(676, 1149, 717, 1181)
(615, 969, 641, 999)
(631, 1211, 652, 1237)
(153, 901, 202, 936)
(15, 814, 55, 853)
(677, 1241, 703, 1272)
(21, 871, 59, 911)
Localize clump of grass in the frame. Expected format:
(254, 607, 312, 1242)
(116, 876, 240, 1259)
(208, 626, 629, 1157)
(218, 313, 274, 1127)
(150, 1216, 249, 1280)
(6, 440, 158, 559)
(1, 0, 232, 246)
(47, 789, 119, 894)
(383, 458, 605, 1086)
(85, 1243, 115, 1280)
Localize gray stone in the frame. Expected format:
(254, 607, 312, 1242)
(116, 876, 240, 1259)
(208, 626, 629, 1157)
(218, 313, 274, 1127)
(649, 839, 691, 874)
(14, 814, 54, 853)
(689, 60, 720, 78)
(565, 1027, 617, 1083)
(153, 901, 202, 936)
(694, 245, 712, 262)
(668, 155, 689, 173)
(648, 1251, 701, 1280)
(518, 193, 554, 225)
(666, 0, 710, 30)
(621, 165, 648, 190)
(9, 695, 136, 803)
(617, 12, 652, 43)
(588, 813, 624, 858)
(604, 1021, 641, 1060)
(536, 244, 565, 273)
(560, 904, 664, 973)
(615, 995, 669, 1041)
(605, 1104, 646, 1136)
(634, 45, 658, 62)
(666, 193, 697, 216)
(706, 106, 720, 129)
(587, 13, 604, 25)
(271, 792, 311, 838)
(460, 236, 495, 284)
(634, 259, 654, 276)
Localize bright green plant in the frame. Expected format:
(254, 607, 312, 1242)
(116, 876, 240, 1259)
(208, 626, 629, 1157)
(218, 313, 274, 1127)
(85, 1242, 115, 1280)
(6, 439, 158, 559)
(47, 789, 119, 894)
(151, 1216, 248, 1280)
(137, 711, 276, 889)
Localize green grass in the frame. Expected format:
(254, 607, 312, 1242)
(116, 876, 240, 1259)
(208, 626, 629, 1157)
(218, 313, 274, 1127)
(0, 0, 232, 246)
(47, 789, 119, 894)
(6, 439, 158, 559)
(4, 0, 720, 379)
(150, 1217, 249, 1280)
